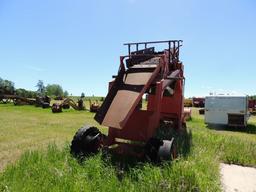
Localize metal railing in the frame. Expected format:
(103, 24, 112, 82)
(124, 40, 183, 65)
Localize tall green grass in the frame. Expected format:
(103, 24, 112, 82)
(0, 106, 256, 191)
(0, 143, 220, 192)
(188, 117, 256, 166)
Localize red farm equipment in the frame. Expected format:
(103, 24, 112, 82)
(70, 40, 186, 161)
(248, 98, 256, 115)
(192, 97, 205, 108)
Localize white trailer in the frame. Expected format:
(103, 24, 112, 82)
(205, 95, 249, 127)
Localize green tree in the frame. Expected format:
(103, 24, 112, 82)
(36, 80, 45, 96)
(0, 78, 15, 94)
(0, 78, 4, 94)
(16, 88, 27, 97)
(16, 88, 37, 98)
(81, 92, 85, 98)
(64, 90, 69, 97)
(46, 84, 63, 97)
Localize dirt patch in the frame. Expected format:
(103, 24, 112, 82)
(220, 163, 256, 192)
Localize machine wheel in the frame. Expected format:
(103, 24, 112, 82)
(145, 137, 177, 162)
(70, 126, 102, 157)
(199, 108, 205, 115)
(62, 103, 70, 109)
(145, 138, 163, 162)
(42, 102, 50, 108)
(157, 138, 177, 161)
(51, 103, 62, 113)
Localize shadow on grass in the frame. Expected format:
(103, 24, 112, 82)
(97, 126, 193, 180)
(176, 127, 193, 157)
(207, 123, 256, 134)
(73, 124, 193, 181)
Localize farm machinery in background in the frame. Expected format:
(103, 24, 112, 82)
(191, 96, 256, 116)
(89, 99, 101, 112)
(184, 98, 206, 108)
(71, 40, 189, 161)
(0, 94, 50, 108)
(192, 97, 205, 115)
(248, 98, 256, 115)
(35, 96, 51, 108)
(192, 97, 205, 108)
(52, 98, 85, 113)
(184, 98, 192, 107)
(0, 94, 35, 105)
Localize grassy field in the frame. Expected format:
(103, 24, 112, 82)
(0, 104, 106, 171)
(0, 104, 256, 191)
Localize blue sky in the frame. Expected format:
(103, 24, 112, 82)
(0, 0, 255, 97)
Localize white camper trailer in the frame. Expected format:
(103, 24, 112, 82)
(205, 95, 249, 127)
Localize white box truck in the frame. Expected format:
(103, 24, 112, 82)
(205, 95, 249, 127)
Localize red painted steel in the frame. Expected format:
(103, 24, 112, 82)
(192, 97, 205, 107)
(96, 40, 185, 147)
(248, 99, 256, 113)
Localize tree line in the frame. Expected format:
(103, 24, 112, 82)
(36, 80, 68, 97)
(0, 77, 15, 95)
(0, 77, 69, 98)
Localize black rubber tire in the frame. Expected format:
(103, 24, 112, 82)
(62, 104, 70, 109)
(42, 102, 50, 108)
(145, 138, 163, 162)
(199, 108, 205, 115)
(51, 103, 62, 113)
(145, 138, 177, 162)
(70, 126, 102, 157)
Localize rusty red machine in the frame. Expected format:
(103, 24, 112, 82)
(71, 40, 186, 161)
(249, 98, 256, 114)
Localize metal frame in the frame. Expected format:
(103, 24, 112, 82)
(94, 40, 185, 156)
(124, 40, 183, 66)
